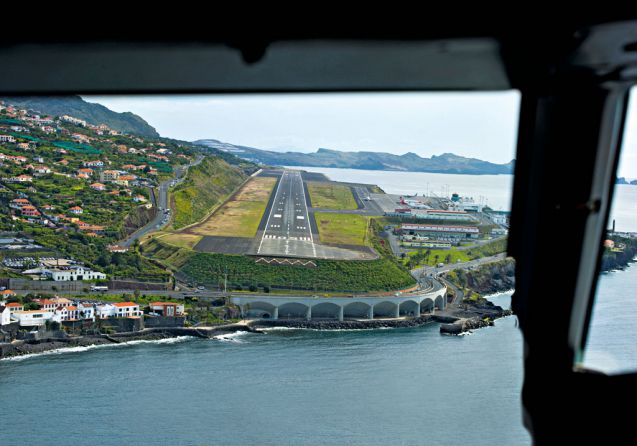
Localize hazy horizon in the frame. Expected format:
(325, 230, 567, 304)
(84, 92, 520, 165)
(84, 90, 637, 177)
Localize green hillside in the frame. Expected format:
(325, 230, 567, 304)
(171, 156, 247, 229)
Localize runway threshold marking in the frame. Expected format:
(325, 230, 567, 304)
(257, 171, 286, 254)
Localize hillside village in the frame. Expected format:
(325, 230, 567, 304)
(0, 101, 199, 283)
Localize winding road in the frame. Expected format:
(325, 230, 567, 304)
(119, 155, 204, 247)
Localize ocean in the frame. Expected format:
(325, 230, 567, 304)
(1, 293, 529, 446)
(2, 167, 634, 445)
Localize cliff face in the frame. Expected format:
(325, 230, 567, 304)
(447, 259, 516, 296)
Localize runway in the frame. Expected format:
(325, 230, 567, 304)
(257, 170, 317, 258)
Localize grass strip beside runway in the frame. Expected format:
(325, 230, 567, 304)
(307, 182, 358, 210)
(187, 177, 277, 238)
(314, 212, 369, 246)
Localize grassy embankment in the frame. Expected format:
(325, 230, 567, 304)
(160, 176, 276, 248)
(307, 182, 358, 210)
(170, 156, 247, 231)
(308, 182, 368, 246)
(186, 176, 276, 238)
(404, 237, 508, 268)
(141, 219, 415, 293)
(314, 212, 369, 246)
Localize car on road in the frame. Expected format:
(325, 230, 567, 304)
(437, 263, 445, 267)
(197, 286, 205, 290)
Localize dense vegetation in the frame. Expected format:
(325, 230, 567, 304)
(171, 157, 247, 229)
(179, 253, 415, 292)
(143, 219, 416, 293)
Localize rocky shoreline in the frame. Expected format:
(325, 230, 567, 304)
(1, 294, 515, 360)
(250, 297, 513, 335)
(250, 316, 435, 330)
(0, 324, 258, 360)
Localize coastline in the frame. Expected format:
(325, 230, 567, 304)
(0, 324, 259, 360)
(1, 292, 515, 360)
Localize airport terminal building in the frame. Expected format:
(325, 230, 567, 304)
(398, 223, 480, 242)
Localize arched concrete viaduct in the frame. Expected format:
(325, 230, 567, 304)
(399, 300, 420, 317)
(232, 285, 447, 322)
(244, 301, 277, 319)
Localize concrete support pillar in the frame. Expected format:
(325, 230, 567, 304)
(306, 305, 312, 320)
(272, 306, 278, 320)
(368, 305, 374, 320)
(338, 305, 344, 322)
(394, 304, 400, 319)
(241, 305, 247, 318)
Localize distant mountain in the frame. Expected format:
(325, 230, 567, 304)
(1, 96, 159, 138)
(193, 140, 514, 175)
(617, 177, 637, 185)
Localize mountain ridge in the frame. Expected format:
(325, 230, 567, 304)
(1, 96, 160, 138)
(194, 139, 514, 175)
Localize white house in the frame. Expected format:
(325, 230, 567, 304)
(33, 298, 59, 312)
(61, 115, 87, 127)
(5, 302, 24, 314)
(113, 302, 141, 318)
(96, 304, 116, 319)
(78, 303, 95, 321)
(12, 310, 53, 327)
(58, 303, 95, 322)
(56, 305, 81, 321)
(45, 266, 106, 281)
(1, 306, 13, 326)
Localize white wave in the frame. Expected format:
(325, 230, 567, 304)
(213, 331, 250, 343)
(259, 325, 406, 333)
(483, 289, 515, 299)
(259, 326, 301, 332)
(1, 336, 194, 362)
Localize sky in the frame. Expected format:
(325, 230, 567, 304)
(84, 92, 521, 165)
(618, 88, 637, 179)
(84, 90, 637, 176)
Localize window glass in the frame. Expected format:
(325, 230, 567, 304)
(0, 92, 528, 444)
(582, 86, 637, 374)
